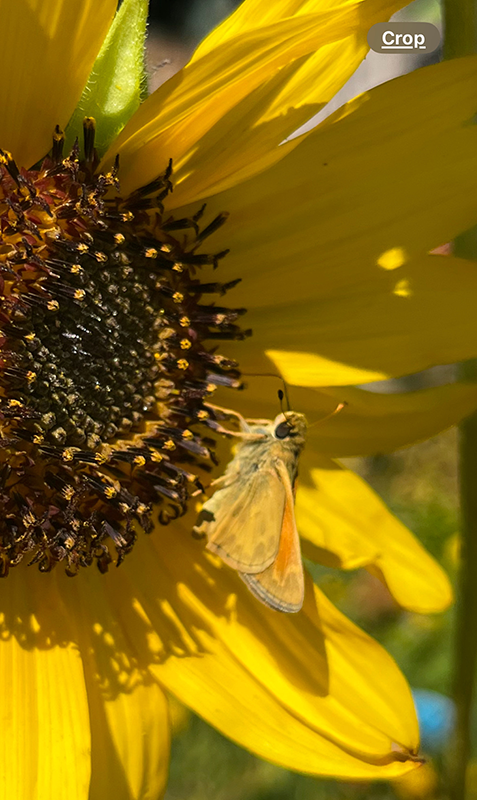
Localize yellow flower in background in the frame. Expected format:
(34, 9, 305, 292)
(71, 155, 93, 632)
(393, 762, 439, 799)
(2, 0, 477, 797)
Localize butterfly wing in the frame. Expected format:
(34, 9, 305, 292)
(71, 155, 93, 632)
(240, 459, 304, 613)
(194, 463, 286, 573)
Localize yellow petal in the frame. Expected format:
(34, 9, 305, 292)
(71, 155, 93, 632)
(177, 72, 477, 378)
(154, 0, 406, 205)
(87, 678, 170, 800)
(393, 762, 439, 799)
(165, 57, 477, 383)
(169, 52, 477, 236)
(308, 382, 477, 457)
(191, 0, 403, 132)
(62, 570, 171, 800)
(264, 253, 477, 385)
(0, 0, 116, 167)
(218, 376, 477, 458)
(191, 0, 353, 56)
(269, 351, 387, 386)
(297, 459, 452, 613)
(191, 59, 477, 291)
(103, 5, 370, 198)
(102, 527, 421, 779)
(0, 567, 91, 799)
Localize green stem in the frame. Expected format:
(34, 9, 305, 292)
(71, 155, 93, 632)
(443, 0, 477, 59)
(453, 381, 477, 800)
(443, 0, 477, 793)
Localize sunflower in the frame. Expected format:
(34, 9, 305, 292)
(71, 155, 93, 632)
(2, 0, 477, 797)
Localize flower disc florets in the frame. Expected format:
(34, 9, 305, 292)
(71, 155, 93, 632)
(0, 119, 250, 576)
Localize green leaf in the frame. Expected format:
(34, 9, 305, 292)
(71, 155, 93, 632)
(65, 0, 148, 157)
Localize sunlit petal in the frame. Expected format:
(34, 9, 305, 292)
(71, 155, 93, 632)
(297, 459, 453, 613)
(0, 0, 116, 167)
(0, 0, 468, 791)
(96, 528, 422, 779)
(64, 572, 171, 800)
(102, 3, 377, 198)
(170, 57, 477, 380)
(264, 253, 477, 385)
(107, 0, 405, 203)
(0, 569, 91, 799)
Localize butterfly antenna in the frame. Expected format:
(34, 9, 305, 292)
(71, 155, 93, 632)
(278, 379, 292, 409)
(241, 371, 293, 413)
(283, 381, 291, 411)
(308, 401, 347, 428)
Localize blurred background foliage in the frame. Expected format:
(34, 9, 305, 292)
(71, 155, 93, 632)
(145, 1, 466, 798)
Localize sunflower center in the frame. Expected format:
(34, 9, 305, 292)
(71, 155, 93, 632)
(0, 120, 249, 576)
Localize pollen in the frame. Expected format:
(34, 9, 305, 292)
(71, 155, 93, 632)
(144, 247, 158, 259)
(0, 121, 250, 577)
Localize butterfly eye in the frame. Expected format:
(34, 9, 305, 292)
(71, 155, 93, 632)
(275, 421, 292, 439)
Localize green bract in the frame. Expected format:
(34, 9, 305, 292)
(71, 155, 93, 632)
(65, 0, 148, 156)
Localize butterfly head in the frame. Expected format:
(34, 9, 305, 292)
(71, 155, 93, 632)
(272, 411, 307, 445)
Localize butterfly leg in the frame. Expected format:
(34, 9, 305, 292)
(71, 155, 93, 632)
(205, 403, 272, 428)
(202, 403, 266, 439)
(203, 402, 246, 425)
